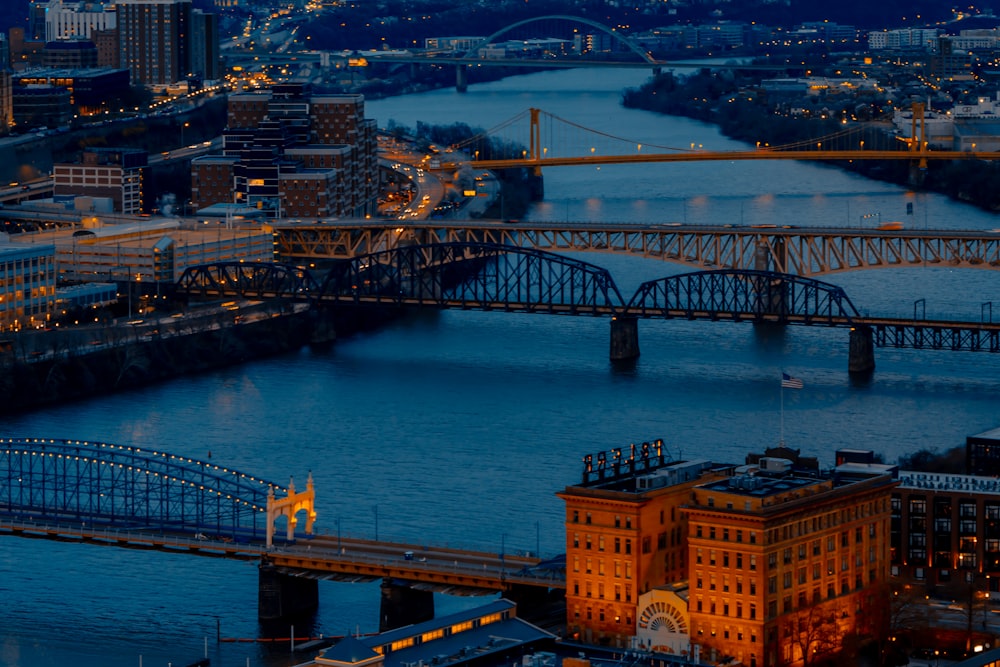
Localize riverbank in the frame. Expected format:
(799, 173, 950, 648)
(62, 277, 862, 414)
(0, 300, 406, 415)
(621, 68, 1000, 213)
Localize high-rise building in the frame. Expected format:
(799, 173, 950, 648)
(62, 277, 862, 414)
(189, 9, 220, 82)
(117, 0, 192, 87)
(191, 84, 380, 218)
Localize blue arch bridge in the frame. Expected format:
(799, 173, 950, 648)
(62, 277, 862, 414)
(0, 438, 564, 627)
(176, 242, 1000, 374)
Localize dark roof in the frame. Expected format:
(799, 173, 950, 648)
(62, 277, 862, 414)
(321, 636, 380, 664)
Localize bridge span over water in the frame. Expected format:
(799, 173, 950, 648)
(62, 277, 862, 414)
(175, 243, 1000, 373)
(272, 221, 1000, 278)
(0, 438, 559, 625)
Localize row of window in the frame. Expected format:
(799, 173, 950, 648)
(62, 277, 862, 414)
(570, 580, 634, 602)
(694, 525, 758, 543)
(572, 556, 633, 579)
(572, 533, 634, 554)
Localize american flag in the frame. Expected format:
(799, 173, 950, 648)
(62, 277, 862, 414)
(781, 372, 804, 389)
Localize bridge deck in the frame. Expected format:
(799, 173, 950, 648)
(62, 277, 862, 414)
(0, 518, 560, 591)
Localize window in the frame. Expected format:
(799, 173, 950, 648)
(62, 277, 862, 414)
(599, 536, 605, 552)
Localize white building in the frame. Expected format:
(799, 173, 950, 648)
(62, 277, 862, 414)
(42, 1, 117, 42)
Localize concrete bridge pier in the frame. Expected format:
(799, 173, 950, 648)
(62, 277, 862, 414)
(258, 561, 319, 620)
(848, 325, 875, 375)
(380, 579, 434, 632)
(456, 65, 468, 93)
(610, 316, 640, 361)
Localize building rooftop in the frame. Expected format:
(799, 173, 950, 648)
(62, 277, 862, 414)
(303, 600, 555, 667)
(698, 471, 821, 498)
(897, 470, 1000, 495)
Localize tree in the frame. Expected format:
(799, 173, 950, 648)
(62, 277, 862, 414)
(787, 600, 842, 666)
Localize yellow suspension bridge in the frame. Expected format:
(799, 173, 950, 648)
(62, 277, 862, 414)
(438, 105, 999, 171)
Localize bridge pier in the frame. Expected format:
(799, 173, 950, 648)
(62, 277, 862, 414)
(258, 561, 319, 620)
(456, 65, 468, 93)
(848, 325, 876, 375)
(380, 579, 435, 632)
(610, 316, 639, 361)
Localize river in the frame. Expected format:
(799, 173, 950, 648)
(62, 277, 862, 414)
(2, 67, 1000, 667)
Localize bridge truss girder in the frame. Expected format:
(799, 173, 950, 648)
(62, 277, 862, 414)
(319, 242, 625, 315)
(862, 320, 1000, 352)
(0, 438, 283, 539)
(626, 270, 860, 325)
(273, 224, 1000, 277)
(176, 261, 319, 300)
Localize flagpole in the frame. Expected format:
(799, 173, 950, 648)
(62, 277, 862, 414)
(779, 383, 784, 446)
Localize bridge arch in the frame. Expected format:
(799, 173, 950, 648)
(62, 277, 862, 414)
(462, 15, 656, 65)
(176, 261, 319, 300)
(318, 242, 626, 314)
(625, 269, 860, 325)
(0, 438, 295, 540)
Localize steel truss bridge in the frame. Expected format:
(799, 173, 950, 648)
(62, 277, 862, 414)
(0, 437, 280, 543)
(0, 437, 559, 600)
(271, 221, 1000, 278)
(174, 245, 1000, 355)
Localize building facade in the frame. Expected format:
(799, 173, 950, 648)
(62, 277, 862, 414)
(0, 243, 56, 331)
(53, 148, 147, 213)
(557, 440, 725, 648)
(560, 444, 897, 667)
(117, 0, 191, 87)
(191, 84, 380, 218)
(685, 461, 896, 667)
(890, 469, 1000, 595)
(42, 1, 117, 42)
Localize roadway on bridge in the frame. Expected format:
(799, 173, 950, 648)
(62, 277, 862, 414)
(0, 517, 558, 591)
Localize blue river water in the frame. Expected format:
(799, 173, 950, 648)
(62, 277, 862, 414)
(3, 68, 1000, 667)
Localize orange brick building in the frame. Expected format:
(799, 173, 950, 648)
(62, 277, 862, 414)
(685, 462, 896, 666)
(560, 445, 897, 667)
(557, 441, 726, 647)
